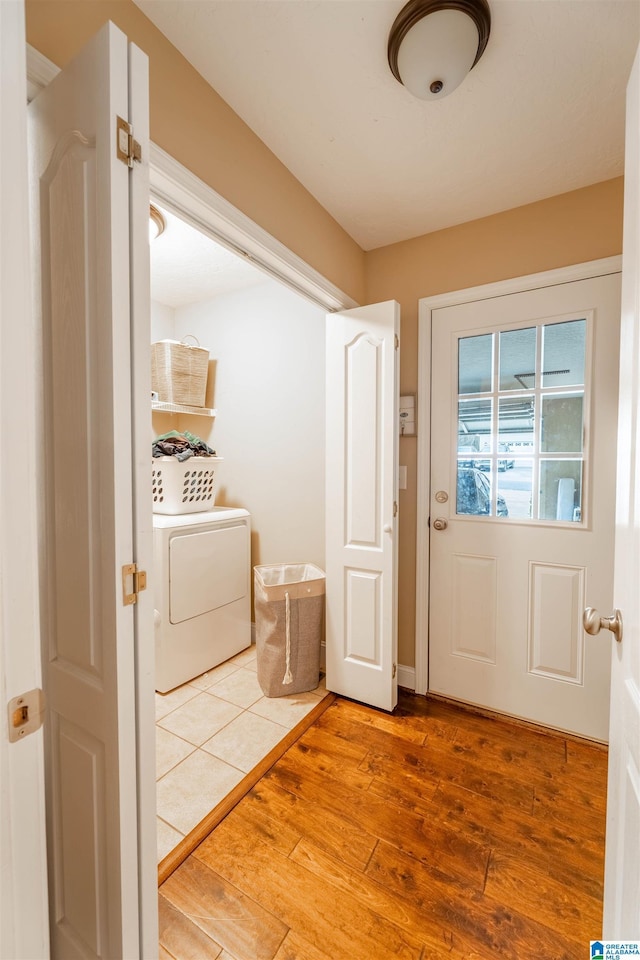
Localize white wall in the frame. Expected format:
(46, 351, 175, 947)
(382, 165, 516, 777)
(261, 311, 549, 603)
(170, 280, 326, 571)
(151, 300, 174, 342)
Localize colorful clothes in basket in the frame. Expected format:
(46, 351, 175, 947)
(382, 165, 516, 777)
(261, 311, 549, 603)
(152, 430, 217, 462)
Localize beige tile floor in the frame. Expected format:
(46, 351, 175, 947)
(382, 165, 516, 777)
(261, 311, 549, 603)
(155, 644, 328, 862)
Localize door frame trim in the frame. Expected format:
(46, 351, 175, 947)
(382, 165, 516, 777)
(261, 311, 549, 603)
(415, 255, 622, 696)
(26, 44, 357, 316)
(149, 145, 357, 313)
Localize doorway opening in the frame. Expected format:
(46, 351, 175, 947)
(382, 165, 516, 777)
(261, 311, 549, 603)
(149, 201, 331, 868)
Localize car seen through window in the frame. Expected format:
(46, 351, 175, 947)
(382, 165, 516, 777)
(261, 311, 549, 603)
(456, 466, 509, 517)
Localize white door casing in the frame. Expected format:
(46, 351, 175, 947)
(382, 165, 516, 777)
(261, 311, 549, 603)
(127, 37, 158, 960)
(325, 301, 400, 712)
(602, 42, 640, 936)
(428, 273, 620, 740)
(28, 21, 154, 959)
(0, 2, 50, 956)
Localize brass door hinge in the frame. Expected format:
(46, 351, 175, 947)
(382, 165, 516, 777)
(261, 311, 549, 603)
(7, 689, 45, 743)
(392, 663, 397, 679)
(122, 563, 147, 606)
(116, 116, 142, 168)
(394, 334, 399, 350)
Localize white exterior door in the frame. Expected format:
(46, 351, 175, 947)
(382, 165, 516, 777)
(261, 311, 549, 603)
(28, 21, 155, 959)
(0, 2, 49, 956)
(430, 272, 620, 740)
(602, 42, 640, 937)
(325, 301, 400, 711)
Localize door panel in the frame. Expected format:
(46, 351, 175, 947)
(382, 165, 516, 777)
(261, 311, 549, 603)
(528, 562, 584, 682)
(325, 301, 399, 711)
(602, 41, 640, 936)
(28, 22, 149, 959)
(430, 275, 620, 740)
(451, 554, 497, 662)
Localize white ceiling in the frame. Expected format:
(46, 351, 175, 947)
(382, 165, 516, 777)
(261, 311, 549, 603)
(150, 204, 267, 306)
(134, 0, 640, 251)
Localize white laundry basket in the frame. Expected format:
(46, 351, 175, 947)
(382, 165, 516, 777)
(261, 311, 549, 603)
(152, 456, 223, 515)
(254, 563, 325, 697)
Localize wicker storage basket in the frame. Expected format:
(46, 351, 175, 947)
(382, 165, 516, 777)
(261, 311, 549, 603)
(152, 456, 222, 515)
(151, 337, 209, 407)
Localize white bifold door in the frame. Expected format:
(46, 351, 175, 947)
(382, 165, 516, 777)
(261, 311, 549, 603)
(28, 20, 155, 959)
(325, 301, 400, 712)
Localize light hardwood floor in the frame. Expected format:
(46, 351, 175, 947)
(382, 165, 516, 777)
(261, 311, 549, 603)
(159, 690, 608, 959)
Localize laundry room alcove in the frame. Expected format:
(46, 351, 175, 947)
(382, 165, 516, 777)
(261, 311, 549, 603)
(149, 203, 331, 874)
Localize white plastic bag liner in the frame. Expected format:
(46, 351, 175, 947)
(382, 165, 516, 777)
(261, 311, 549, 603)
(254, 563, 325, 697)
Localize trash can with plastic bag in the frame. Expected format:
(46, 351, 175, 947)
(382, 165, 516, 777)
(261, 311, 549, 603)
(254, 563, 325, 697)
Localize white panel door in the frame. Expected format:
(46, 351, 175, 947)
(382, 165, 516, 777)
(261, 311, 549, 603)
(602, 42, 640, 936)
(430, 273, 621, 740)
(0, 2, 49, 957)
(325, 301, 399, 711)
(28, 22, 153, 959)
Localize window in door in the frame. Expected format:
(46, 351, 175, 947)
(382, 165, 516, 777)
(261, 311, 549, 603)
(456, 317, 588, 522)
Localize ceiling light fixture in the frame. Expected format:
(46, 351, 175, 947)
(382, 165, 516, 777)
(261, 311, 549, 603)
(388, 0, 491, 101)
(149, 204, 166, 242)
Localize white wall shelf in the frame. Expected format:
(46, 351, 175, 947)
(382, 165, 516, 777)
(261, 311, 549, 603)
(152, 400, 217, 417)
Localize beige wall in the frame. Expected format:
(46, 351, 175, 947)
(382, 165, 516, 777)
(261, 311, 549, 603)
(25, 0, 366, 304)
(27, 0, 626, 671)
(366, 178, 625, 665)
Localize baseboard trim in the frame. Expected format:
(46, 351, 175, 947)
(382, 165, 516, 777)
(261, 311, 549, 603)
(397, 664, 415, 691)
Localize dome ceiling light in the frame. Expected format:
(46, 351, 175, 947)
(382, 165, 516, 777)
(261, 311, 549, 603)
(149, 204, 166, 242)
(388, 0, 491, 101)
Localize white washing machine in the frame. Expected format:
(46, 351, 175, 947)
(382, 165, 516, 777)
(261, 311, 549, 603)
(153, 507, 251, 693)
